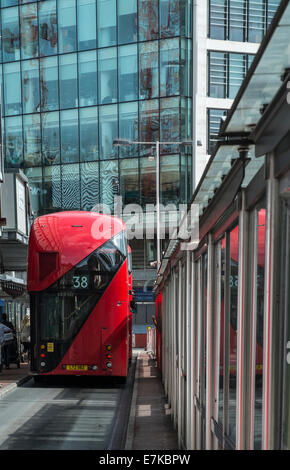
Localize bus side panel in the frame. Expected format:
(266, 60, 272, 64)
(40, 262, 129, 377)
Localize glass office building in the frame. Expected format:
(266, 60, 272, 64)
(0, 0, 193, 218)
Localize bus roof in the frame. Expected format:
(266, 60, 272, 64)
(28, 211, 126, 291)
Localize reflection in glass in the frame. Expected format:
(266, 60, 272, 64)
(24, 114, 41, 167)
(140, 157, 156, 207)
(139, 41, 159, 100)
(81, 162, 99, 211)
(59, 53, 78, 109)
(160, 97, 180, 154)
(181, 0, 193, 38)
(160, 0, 180, 38)
(139, 100, 159, 155)
(120, 159, 139, 206)
(181, 39, 192, 97)
(97, 0, 117, 48)
(4, 61, 22, 115)
(99, 105, 118, 160)
(20, 3, 38, 59)
(119, 102, 138, 158)
(39, 0, 58, 56)
(181, 97, 192, 146)
(5, 115, 23, 168)
(79, 50, 98, 107)
(118, 0, 137, 44)
(77, 0, 97, 51)
(229, 224, 239, 443)
(160, 39, 180, 97)
(22, 59, 40, 114)
(24, 167, 43, 215)
(60, 109, 79, 163)
(100, 160, 119, 210)
(42, 112, 60, 165)
(139, 0, 158, 41)
(62, 164, 80, 210)
(58, 0, 77, 53)
(160, 155, 179, 206)
(98, 47, 117, 104)
(43, 165, 61, 211)
(2, 6, 20, 63)
(40, 56, 59, 111)
(254, 208, 266, 449)
(118, 44, 138, 102)
(80, 107, 98, 162)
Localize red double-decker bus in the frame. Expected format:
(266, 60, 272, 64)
(28, 211, 130, 379)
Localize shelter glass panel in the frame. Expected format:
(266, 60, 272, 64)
(228, 224, 239, 444)
(254, 207, 266, 449)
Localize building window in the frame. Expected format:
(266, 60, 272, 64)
(208, 108, 228, 154)
(208, 51, 254, 99)
(209, 0, 280, 42)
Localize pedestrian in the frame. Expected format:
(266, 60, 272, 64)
(20, 314, 31, 363)
(0, 321, 12, 375)
(1, 314, 15, 370)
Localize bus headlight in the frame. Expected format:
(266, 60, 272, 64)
(106, 362, 112, 369)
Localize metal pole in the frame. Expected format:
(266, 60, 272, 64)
(156, 141, 161, 272)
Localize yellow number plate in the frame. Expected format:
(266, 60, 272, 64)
(66, 365, 88, 371)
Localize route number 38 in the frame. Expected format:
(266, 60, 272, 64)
(73, 275, 89, 289)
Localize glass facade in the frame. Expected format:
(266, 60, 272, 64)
(0, 0, 193, 216)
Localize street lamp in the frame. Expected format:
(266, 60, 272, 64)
(113, 138, 194, 271)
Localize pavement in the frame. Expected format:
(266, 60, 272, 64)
(0, 362, 31, 399)
(126, 349, 178, 450)
(0, 350, 179, 450)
